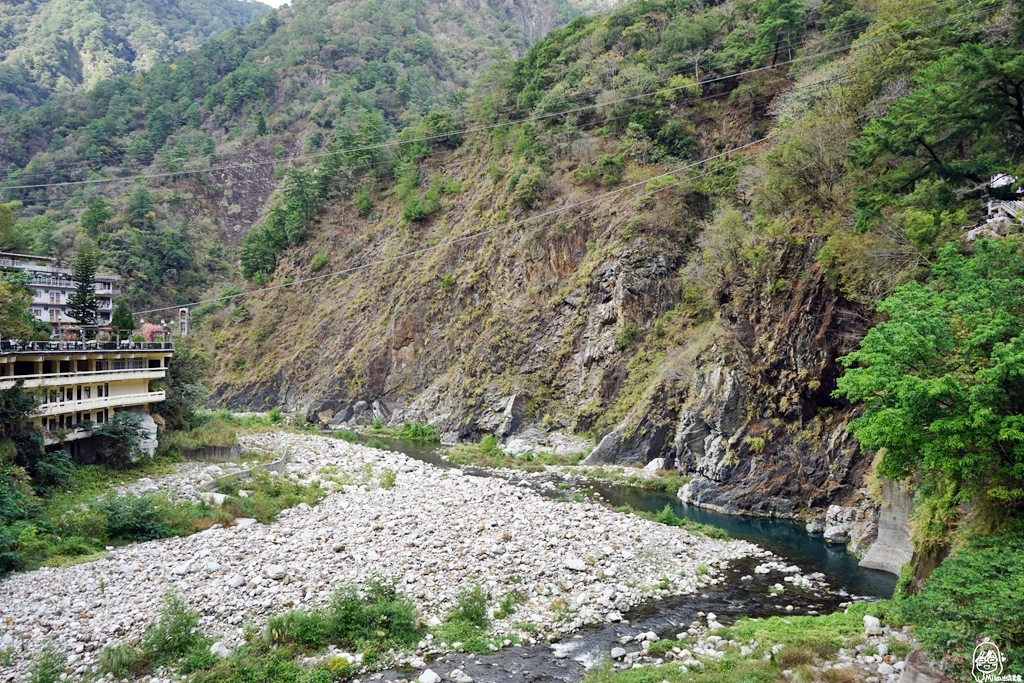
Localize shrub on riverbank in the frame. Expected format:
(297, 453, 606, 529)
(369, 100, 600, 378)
(579, 467, 691, 496)
(264, 579, 422, 663)
(447, 436, 587, 471)
(433, 584, 494, 653)
(156, 409, 282, 458)
(98, 593, 214, 677)
(897, 532, 1024, 679)
(3, 466, 323, 573)
(101, 581, 423, 680)
(392, 422, 440, 443)
(584, 602, 888, 683)
(634, 504, 730, 540)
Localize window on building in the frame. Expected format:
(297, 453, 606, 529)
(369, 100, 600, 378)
(84, 387, 91, 399)
(49, 310, 58, 322)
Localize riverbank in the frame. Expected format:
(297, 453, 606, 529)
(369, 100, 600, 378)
(0, 432, 760, 680)
(349, 431, 896, 599)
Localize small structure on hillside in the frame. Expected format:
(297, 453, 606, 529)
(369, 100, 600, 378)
(967, 174, 1024, 241)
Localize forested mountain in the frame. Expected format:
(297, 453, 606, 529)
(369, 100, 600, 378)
(0, 0, 270, 105)
(189, 0, 1023, 528)
(2, 0, 1024, 537)
(2, 0, 1024, 673)
(0, 0, 602, 307)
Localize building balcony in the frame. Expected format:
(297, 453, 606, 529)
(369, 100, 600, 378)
(35, 390, 166, 417)
(1, 367, 167, 391)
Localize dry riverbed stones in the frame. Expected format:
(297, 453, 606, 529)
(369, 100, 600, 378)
(0, 432, 758, 680)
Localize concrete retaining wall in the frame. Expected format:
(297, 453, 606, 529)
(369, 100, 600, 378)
(859, 481, 914, 576)
(182, 445, 242, 462)
(199, 449, 289, 492)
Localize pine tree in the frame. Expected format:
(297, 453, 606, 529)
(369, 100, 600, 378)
(753, 0, 805, 67)
(67, 248, 99, 337)
(111, 299, 135, 337)
(255, 111, 267, 137)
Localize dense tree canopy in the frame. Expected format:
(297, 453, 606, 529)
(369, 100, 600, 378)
(852, 43, 1024, 228)
(835, 238, 1024, 504)
(0, 0, 269, 106)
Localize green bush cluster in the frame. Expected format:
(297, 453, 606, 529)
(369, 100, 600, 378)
(263, 579, 422, 663)
(98, 593, 216, 677)
(645, 504, 730, 540)
(897, 533, 1024, 678)
(392, 422, 440, 443)
(434, 584, 493, 653)
(2, 464, 322, 575)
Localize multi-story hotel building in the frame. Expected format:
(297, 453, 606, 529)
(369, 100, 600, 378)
(0, 340, 173, 457)
(0, 251, 120, 334)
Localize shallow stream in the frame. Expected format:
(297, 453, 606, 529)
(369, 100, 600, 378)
(352, 434, 896, 682)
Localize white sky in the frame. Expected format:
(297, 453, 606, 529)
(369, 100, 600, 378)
(259, 0, 291, 7)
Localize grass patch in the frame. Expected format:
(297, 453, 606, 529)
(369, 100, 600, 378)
(447, 436, 588, 473)
(156, 410, 281, 458)
(494, 590, 526, 619)
(582, 604, 875, 683)
(97, 593, 213, 678)
(584, 655, 776, 683)
(633, 504, 731, 540)
(101, 580, 423, 681)
(9, 467, 323, 572)
(729, 602, 883, 653)
(577, 466, 691, 496)
(330, 429, 360, 443)
(26, 641, 65, 683)
(264, 578, 422, 665)
(389, 422, 440, 443)
(433, 584, 493, 653)
(217, 470, 326, 524)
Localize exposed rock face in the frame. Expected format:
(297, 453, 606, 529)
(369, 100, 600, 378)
(819, 499, 878, 554)
(211, 155, 873, 524)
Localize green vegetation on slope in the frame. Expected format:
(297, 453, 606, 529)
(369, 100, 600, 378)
(835, 238, 1024, 527)
(0, 0, 269, 106)
(0, 0, 590, 309)
(896, 532, 1024, 678)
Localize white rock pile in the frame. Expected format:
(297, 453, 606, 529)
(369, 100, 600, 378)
(0, 432, 757, 680)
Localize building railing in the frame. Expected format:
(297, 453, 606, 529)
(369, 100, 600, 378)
(0, 257, 44, 270)
(29, 277, 119, 290)
(36, 391, 167, 417)
(0, 367, 165, 388)
(0, 341, 174, 354)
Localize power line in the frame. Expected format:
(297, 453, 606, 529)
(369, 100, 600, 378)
(1, 6, 990, 195)
(0, 8, 894, 185)
(132, 135, 771, 316)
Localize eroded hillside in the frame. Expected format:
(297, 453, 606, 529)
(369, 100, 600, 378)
(195, 0, 1024, 520)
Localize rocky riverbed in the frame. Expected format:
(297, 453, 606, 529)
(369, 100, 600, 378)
(0, 432, 761, 680)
